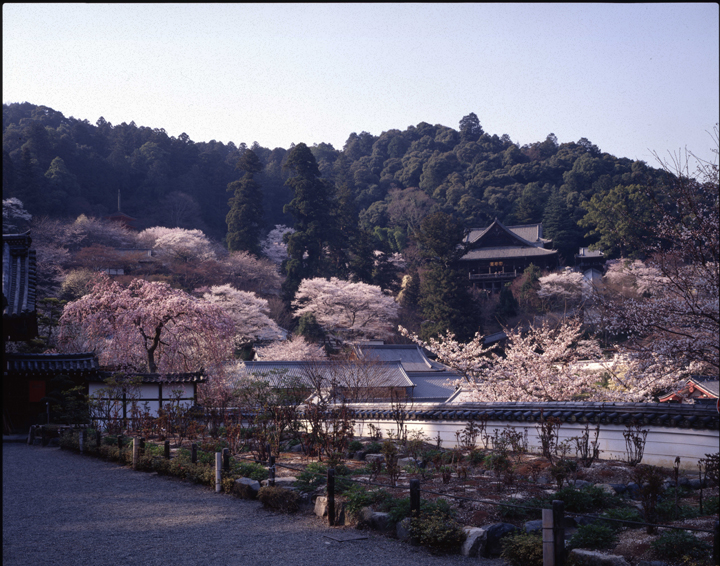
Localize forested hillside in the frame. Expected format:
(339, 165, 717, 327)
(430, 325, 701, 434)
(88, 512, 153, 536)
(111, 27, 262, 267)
(3, 102, 667, 260)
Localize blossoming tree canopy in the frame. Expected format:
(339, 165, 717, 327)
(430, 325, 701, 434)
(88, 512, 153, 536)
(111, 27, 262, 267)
(200, 284, 282, 346)
(137, 226, 217, 263)
(293, 277, 399, 340)
(254, 335, 327, 361)
(58, 275, 235, 373)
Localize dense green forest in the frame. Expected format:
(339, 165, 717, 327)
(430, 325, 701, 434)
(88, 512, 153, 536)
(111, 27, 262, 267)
(3, 102, 667, 260)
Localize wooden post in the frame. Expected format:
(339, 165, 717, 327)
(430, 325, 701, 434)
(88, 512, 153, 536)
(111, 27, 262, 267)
(79, 429, 85, 454)
(269, 455, 276, 487)
(553, 500, 565, 566)
(164, 440, 170, 460)
(117, 434, 123, 452)
(41, 426, 48, 447)
(542, 508, 554, 566)
(132, 438, 138, 469)
(191, 443, 197, 464)
(223, 448, 230, 472)
(713, 520, 718, 566)
(327, 468, 335, 526)
(215, 453, 222, 493)
(28, 426, 35, 445)
(96, 429, 101, 448)
(410, 478, 421, 546)
(139, 437, 145, 454)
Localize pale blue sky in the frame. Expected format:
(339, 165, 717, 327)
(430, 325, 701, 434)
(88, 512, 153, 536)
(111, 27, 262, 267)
(3, 3, 718, 166)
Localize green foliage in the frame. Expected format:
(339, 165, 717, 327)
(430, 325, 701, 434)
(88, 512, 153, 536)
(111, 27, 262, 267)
(226, 149, 265, 255)
(364, 441, 382, 454)
(551, 485, 618, 513)
(347, 439, 363, 453)
(232, 460, 269, 481)
(650, 530, 712, 562)
(257, 486, 301, 513)
(501, 532, 543, 566)
(600, 506, 643, 530)
(294, 462, 327, 493)
(656, 499, 701, 522)
(409, 508, 465, 554)
(703, 495, 719, 515)
(567, 523, 618, 551)
(343, 484, 391, 516)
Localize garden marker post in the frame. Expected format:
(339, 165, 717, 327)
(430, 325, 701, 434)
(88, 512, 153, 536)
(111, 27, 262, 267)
(139, 437, 145, 454)
(223, 448, 230, 472)
(553, 500, 565, 566)
(542, 508, 554, 566)
(164, 440, 170, 460)
(327, 469, 335, 527)
(132, 438, 138, 469)
(117, 434, 123, 452)
(215, 453, 222, 493)
(268, 455, 275, 487)
(410, 479, 420, 546)
(191, 443, 197, 464)
(79, 429, 84, 454)
(95, 429, 101, 448)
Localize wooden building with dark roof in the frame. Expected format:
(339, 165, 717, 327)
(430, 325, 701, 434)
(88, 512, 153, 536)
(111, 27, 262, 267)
(3, 232, 38, 341)
(460, 219, 558, 292)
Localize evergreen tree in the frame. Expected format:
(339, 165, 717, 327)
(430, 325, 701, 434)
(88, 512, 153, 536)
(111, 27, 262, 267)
(282, 143, 334, 302)
(543, 188, 583, 262)
(415, 212, 479, 341)
(226, 149, 265, 255)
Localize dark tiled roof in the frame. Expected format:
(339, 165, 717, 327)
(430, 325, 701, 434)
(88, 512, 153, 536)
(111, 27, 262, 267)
(342, 401, 719, 430)
(95, 371, 206, 384)
(3, 232, 38, 340)
(5, 353, 100, 375)
(408, 372, 459, 401)
(461, 246, 558, 261)
(230, 360, 413, 388)
(353, 344, 446, 372)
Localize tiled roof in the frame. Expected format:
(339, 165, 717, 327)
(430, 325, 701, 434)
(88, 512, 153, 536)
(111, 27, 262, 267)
(5, 353, 100, 375)
(465, 221, 547, 247)
(461, 246, 558, 261)
(345, 401, 719, 430)
(229, 360, 414, 389)
(353, 344, 446, 372)
(408, 372, 459, 401)
(95, 371, 206, 384)
(3, 233, 38, 340)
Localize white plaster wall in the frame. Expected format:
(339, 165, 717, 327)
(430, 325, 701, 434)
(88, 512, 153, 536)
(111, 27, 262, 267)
(352, 419, 718, 471)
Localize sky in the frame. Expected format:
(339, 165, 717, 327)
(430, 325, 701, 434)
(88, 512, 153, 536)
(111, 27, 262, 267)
(3, 3, 719, 167)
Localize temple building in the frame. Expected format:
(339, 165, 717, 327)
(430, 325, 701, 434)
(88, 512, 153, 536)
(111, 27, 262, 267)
(459, 219, 558, 292)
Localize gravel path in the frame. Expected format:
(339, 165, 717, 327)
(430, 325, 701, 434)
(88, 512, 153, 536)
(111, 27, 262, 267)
(2, 444, 501, 566)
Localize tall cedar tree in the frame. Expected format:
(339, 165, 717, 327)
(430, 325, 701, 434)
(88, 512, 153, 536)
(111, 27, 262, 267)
(415, 211, 479, 341)
(282, 143, 334, 302)
(226, 149, 264, 255)
(542, 188, 583, 262)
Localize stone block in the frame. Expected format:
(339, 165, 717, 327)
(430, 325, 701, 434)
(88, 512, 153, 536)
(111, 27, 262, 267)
(360, 508, 393, 532)
(524, 520, 543, 534)
(396, 517, 412, 542)
(234, 477, 260, 499)
(595, 483, 617, 495)
(574, 479, 592, 489)
(483, 523, 519, 557)
(398, 457, 416, 468)
(314, 496, 346, 525)
(569, 549, 630, 566)
(365, 453, 385, 464)
(261, 476, 297, 487)
(461, 526, 487, 557)
(290, 443, 303, 453)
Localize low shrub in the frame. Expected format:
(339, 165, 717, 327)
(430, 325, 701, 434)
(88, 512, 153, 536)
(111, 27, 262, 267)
(257, 486, 300, 513)
(409, 509, 465, 554)
(703, 495, 719, 515)
(469, 449, 485, 465)
(600, 506, 643, 530)
(501, 532, 543, 566)
(499, 497, 546, 520)
(343, 484, 391, 516)
(348, 440, 363, 453)
(656, 498, 701, 522)
(650, 530, 712, 562)
(364, 442, 382, 454)
(567, 524, 617, 551)
(552, 485, 617, 513)
(232, 460, 269, 481)
(294, 462, 327, 493)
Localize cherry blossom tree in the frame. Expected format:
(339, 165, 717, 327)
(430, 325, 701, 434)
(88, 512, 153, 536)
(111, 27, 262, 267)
(200, 284, 282, 349)
(293, 277, 399, 341)
(260, 224, 295, 265)
(58, 274, 235, 373)
(400, 319, 656, 402)
(137, 226, 218, 263)
(217, 251, 281, 295)
(537, 269, 587, 311)
(254, 335, 327, 361)
(594, 138, 719, 388)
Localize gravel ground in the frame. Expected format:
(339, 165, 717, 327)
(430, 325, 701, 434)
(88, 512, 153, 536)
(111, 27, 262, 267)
(2, 444, 503, 566)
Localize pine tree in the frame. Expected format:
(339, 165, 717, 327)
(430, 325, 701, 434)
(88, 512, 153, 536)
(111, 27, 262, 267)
(543, 188, 583, 262)
(226, 150, 264, 255)
(282, 143, 334, 302)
